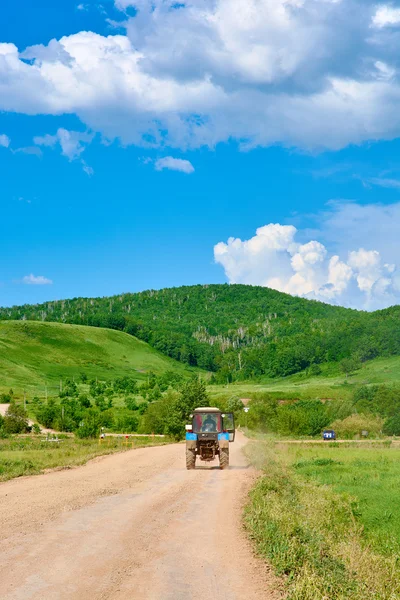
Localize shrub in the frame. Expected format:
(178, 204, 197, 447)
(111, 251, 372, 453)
(226, 396, 245, 416)
(383, 415, 400, 436)
(330, 413, 383, 439)
(75, 409, 101, 438)
(124, 396, 138, 411)
(78, 394, 91, 408)
(36, 400, 60, 429)
(0, 393, 12, 403)
(3, 403, 29, 434)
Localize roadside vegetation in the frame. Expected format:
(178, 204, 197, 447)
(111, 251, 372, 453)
(245, 441, 400, 600)
(0, 371, 211, 439)
(0, 435, 169, 482)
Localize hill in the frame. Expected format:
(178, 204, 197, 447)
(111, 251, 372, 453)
(208, 355, 400, 403)
(1, 284, 400, 381)
(0, 320, 194, 397)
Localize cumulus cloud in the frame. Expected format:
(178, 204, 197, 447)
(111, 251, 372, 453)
(0, 1, 400, 150)
(0, 134, 10, 148)
(155, 156, 194, 173)
(214, 202, 400, 310)
(22, 274, 53, 285)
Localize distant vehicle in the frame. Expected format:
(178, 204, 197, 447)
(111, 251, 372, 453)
(185, 407, 235, 469)
(322, 429, 336, 441)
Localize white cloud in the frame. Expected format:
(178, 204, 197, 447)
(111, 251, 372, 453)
(214, 202, 400, 310)
(155, 156, 194, 173)
(22, 274, 53, 285)
(0, 134, 10, 148)
(14, 146, 43, 158)
(34, 128, 93, 160)
(372, 5, 400, 27)
(0, 1, 399, 151)
(82, 161, 94, 176)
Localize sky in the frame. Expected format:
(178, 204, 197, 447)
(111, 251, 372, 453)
(1, 0, 400, 310)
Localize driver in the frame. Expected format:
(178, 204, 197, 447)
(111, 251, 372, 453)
(202, 414, 216, 432)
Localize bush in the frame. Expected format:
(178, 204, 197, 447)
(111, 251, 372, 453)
(124, 396, 138, 411)
(3, 403, 29, 434)
(383, 415, 400, 436)
(226, 396, 245, 416)
(0, 393, 12, 403)
(115, 413, 138, 433)
(75, 409, 101, 438)
(330, 413, 384, 439)
(78, 394, 91, 408)
(36, 400, 60, 429)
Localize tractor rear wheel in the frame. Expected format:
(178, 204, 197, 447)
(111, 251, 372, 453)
(219, 448, 229, 469)
(186, 449, 196, 470)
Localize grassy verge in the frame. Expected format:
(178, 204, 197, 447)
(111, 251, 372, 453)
(0, 435, 170, 482)
(244, 441, 400, 599)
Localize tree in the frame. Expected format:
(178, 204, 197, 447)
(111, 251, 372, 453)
(75, 408, 101, 438)
(124, 396, 138, 411)
(3, 403, 29, 434)
(340, 355, 361, 377)
(164, 377, 209, 440)
(36, 400, 60, 429)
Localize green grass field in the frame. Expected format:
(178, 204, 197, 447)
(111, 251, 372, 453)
(245, 440, 400, 599)
(209, 355, 400, 402)
(291, 443, 400, 556)
(0, 320, 196, 398)
(0, 434, 170, 482)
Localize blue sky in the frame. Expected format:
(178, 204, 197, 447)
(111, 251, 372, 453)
(1, 0, 400, 310)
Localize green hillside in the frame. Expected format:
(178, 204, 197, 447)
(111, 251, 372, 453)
(209, 355, 400, 403)
(0, 320, 193, 397)
(2, 284, 400, 381)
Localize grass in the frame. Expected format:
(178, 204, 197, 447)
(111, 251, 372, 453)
(0, 434, 170, 482)
(0, 320, 197, 398)
(244, 440, 400, 599)
(209, 355, 400, 403)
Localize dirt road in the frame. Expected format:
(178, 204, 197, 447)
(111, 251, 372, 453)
(0, 432, 281, 600)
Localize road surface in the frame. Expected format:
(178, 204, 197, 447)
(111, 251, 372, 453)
(0, 432, 281, 600)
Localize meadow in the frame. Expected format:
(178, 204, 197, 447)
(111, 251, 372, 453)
(0, 320, 196, 399)
(245, 440, 400, 599)
(208, 354, 400, 403)
(0, 434, 170, 482)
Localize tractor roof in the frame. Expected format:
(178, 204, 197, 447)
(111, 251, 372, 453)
(193, 407, 221, 413)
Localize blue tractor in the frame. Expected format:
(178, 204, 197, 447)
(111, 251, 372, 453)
(185, 407, 235, 469)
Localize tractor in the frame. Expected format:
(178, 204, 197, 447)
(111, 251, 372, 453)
(185, 407, 235, 469)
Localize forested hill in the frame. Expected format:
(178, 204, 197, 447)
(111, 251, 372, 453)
(1, 284, 400, 380)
